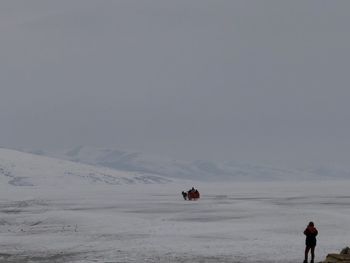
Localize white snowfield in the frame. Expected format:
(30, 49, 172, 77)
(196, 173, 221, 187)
(0, 148, 173, 187)
(0, 148, 350, 263)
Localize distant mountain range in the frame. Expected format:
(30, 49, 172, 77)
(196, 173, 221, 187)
(18, 146, 350, 182)
(2, 146, 349, 188)
(0, 148, 173, 187)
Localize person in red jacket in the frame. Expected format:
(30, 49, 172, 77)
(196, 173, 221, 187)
(303, 221, 318, 263)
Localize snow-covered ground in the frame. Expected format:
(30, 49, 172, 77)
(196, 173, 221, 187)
(1, 149, 350, 262)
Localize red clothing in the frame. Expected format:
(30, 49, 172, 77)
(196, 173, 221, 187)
(304, 226, 318, 237)
(304, 226, 318, 247)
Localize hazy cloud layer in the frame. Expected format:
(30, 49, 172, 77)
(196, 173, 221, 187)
(1, 1, 350, 166)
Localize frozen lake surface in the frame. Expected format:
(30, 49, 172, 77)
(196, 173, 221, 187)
(1, 180, 350, 263)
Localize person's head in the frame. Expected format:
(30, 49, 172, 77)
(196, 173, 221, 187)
(308, 221, 314, 227)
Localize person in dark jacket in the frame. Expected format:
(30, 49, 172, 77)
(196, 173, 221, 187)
(303, 221, 318, 263)
(181, 191, 187, 200)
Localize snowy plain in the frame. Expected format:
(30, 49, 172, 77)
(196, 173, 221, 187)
(0, 149, 350, 263)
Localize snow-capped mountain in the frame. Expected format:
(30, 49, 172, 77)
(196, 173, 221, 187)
(28, 145, 342, 181)
(0, 148, 173, 187)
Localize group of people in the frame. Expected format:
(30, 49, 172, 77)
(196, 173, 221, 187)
(181, 187, 199, 200)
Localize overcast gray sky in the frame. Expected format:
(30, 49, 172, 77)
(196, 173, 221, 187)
(1, 1, 350, 166)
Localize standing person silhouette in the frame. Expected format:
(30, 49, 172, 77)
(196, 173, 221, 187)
(303, 221, 318, 263)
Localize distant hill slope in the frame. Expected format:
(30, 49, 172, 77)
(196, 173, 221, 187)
(0, 148, 173, 187)
(29, 145, 343, 181)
